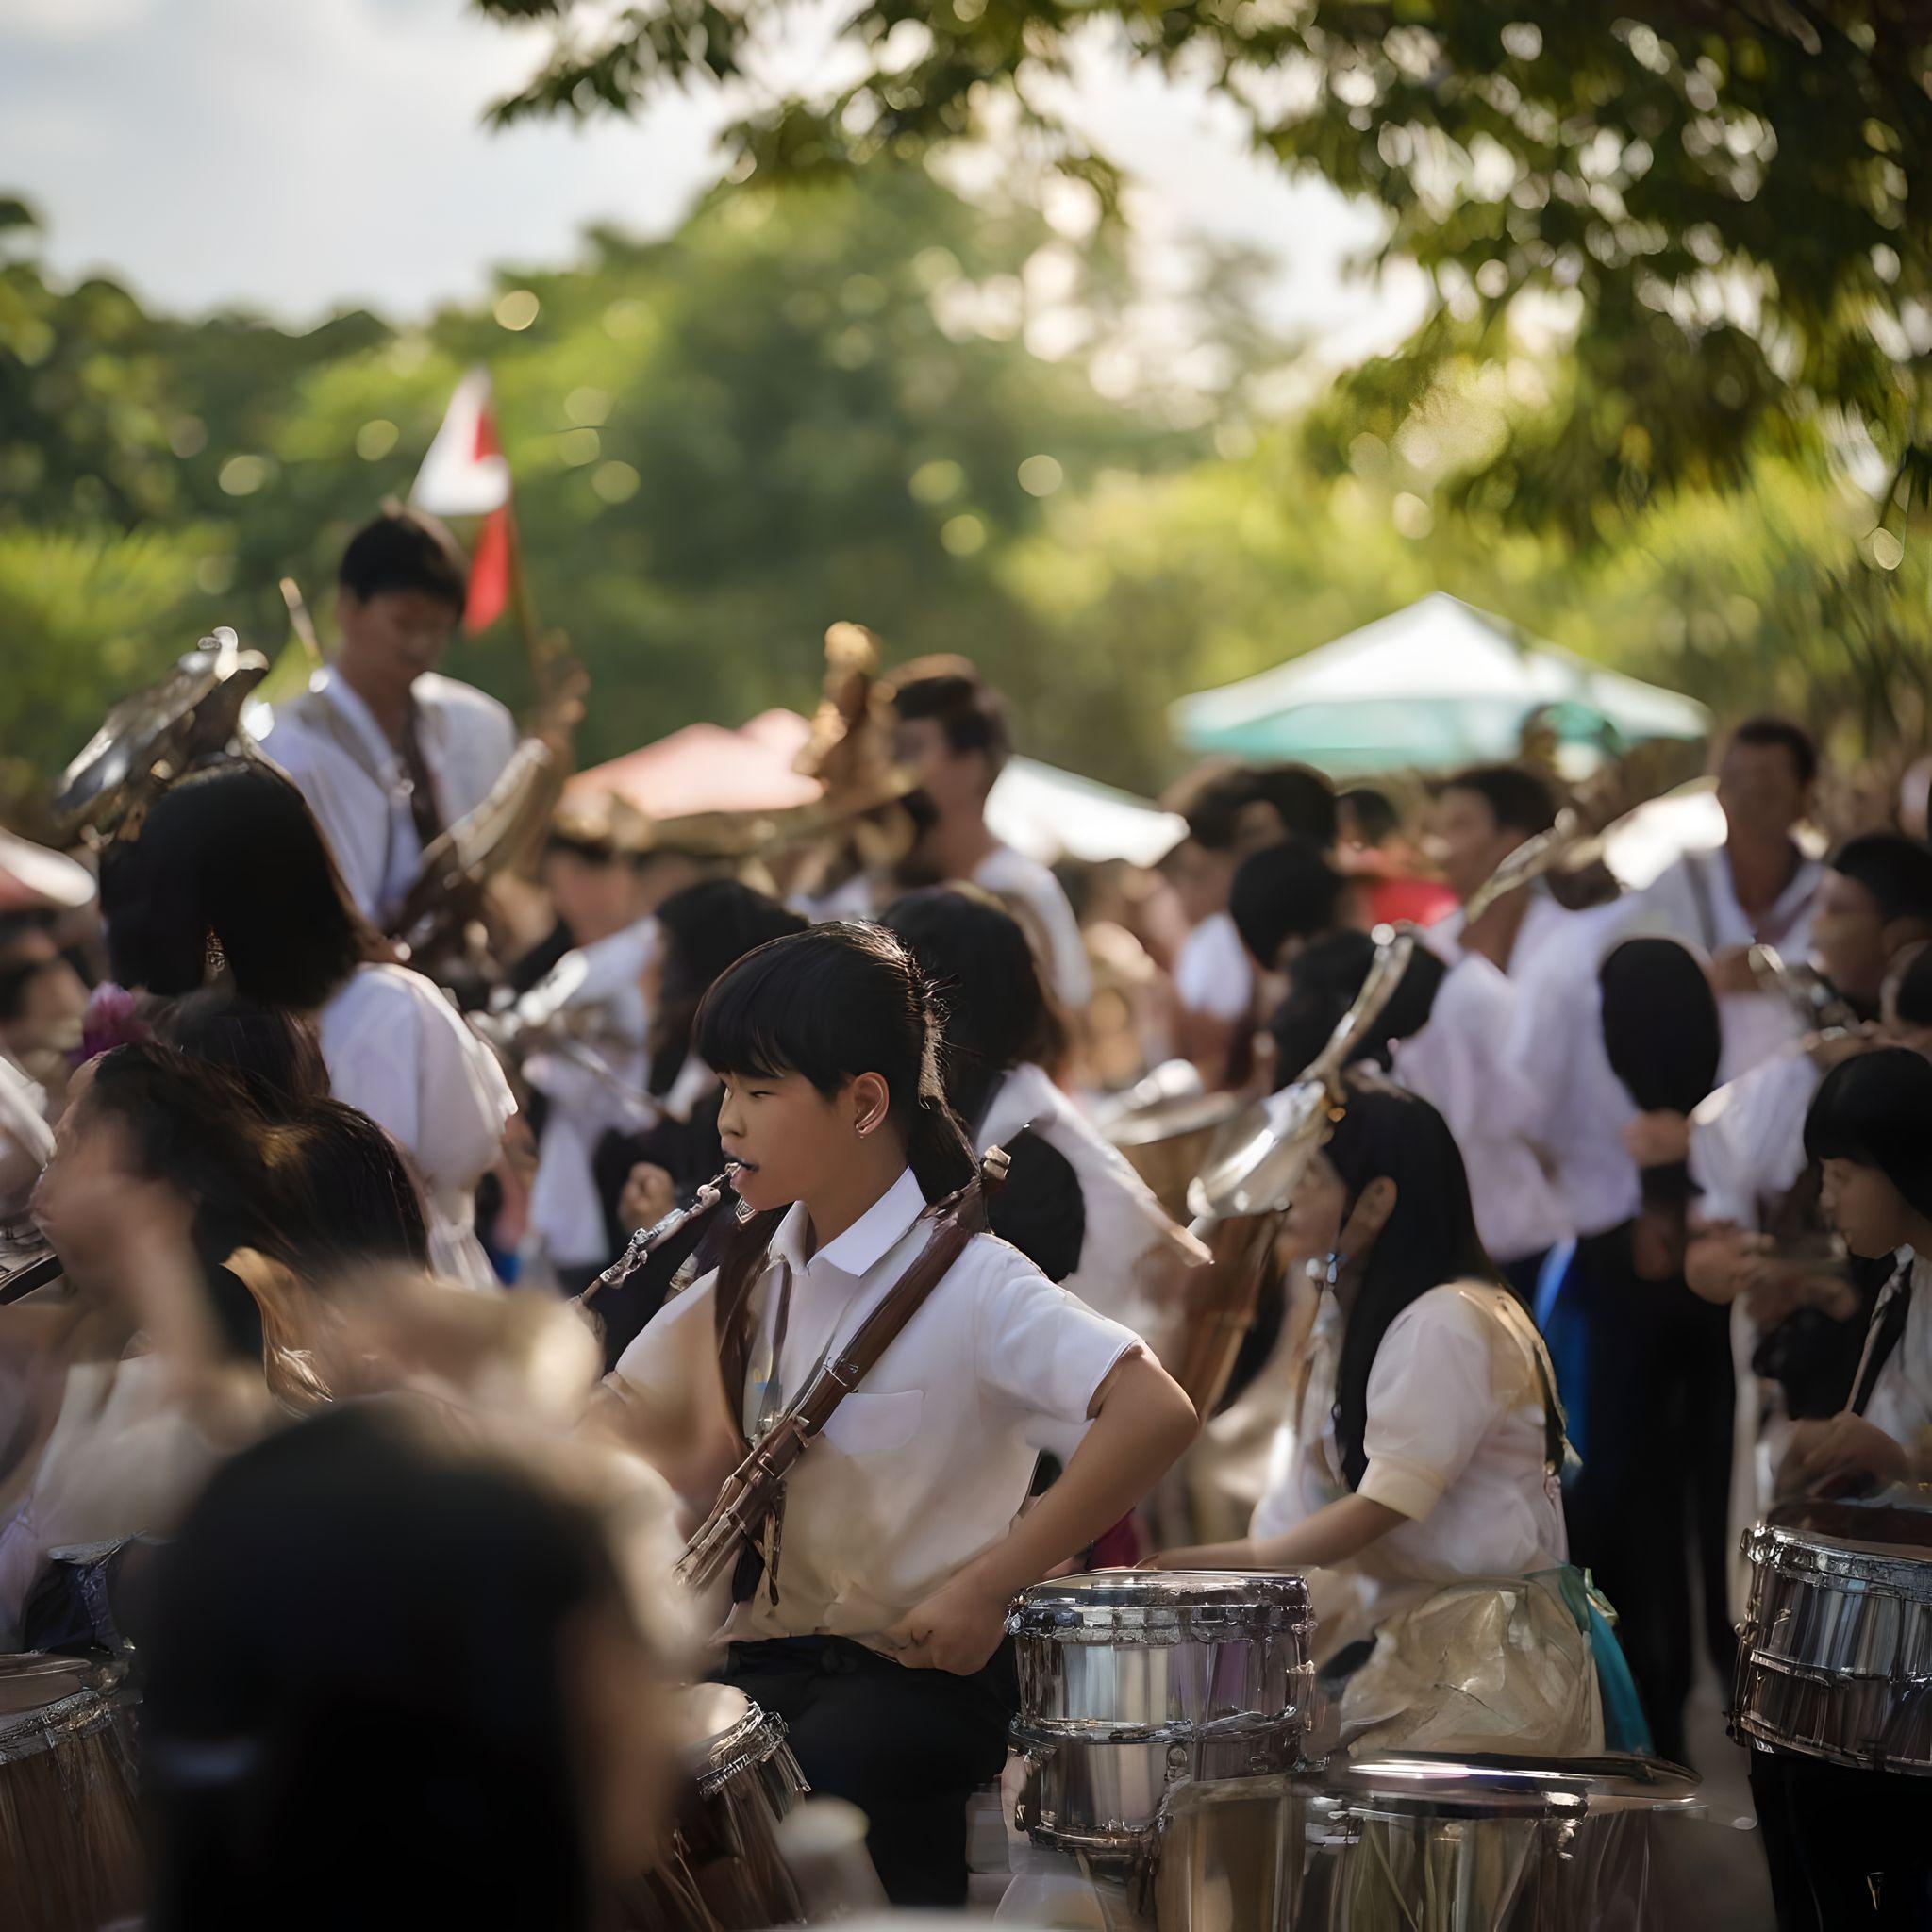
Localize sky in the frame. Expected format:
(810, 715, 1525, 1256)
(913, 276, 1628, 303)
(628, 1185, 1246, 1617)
(0, 0, 1425, 356)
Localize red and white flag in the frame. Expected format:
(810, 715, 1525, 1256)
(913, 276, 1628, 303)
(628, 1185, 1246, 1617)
(411, 367, 514, 637)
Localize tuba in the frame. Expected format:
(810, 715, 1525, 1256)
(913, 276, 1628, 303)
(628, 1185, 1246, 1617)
(53, 628, 271, 842)
(1166, 929, 1417, 1416)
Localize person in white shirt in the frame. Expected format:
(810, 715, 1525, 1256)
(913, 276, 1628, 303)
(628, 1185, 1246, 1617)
(99, 761, 514, 1288)
(252, 508, 517, 925)
(603, 922, 1197, 1907)
(1162, 769, 1264, 1087)
(884, 656, 1093, 1012)
(1424, 762, 1575, 977)
(1267, 930, 1568, 1294)
(1154, 1081, 1623, 1759)
(514, 828, 708, 1289)
(1741, 1046, 1932, 1929)
(1636, 716, 1825, 1083)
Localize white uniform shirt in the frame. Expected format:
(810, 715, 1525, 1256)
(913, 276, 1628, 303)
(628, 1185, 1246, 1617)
(973, 843, 1093, 1011)
(1506, 901, 1643, 1241)
(1424, 885, 1575, 983)
(1687, 1045, 1820, 1230)
(977, 1061, 1209, 1346)
(1252, 1281, 1567, 1627)
(522, 918, 660, 1269)
(318, 962, 516, 1289)
(1860, 1252, 1932, 1469)
(1634, 846, 1822, 1083)
(1393, 955, 1570, 1264)
(1174, 912, 1254, 1024)
(252, 667, 517, 924)
(612, 1165, 1138, 1644)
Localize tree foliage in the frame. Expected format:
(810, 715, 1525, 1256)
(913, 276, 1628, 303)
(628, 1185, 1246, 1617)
(475, 0, 1932, 540)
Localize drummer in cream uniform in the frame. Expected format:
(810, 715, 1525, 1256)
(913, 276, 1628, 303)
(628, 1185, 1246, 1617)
(251, 508, 516, 925)
(1156, 1081, 1624, 1759)
(1740, 1046, 1932, 1931)
(602, 924, 1196, 1908)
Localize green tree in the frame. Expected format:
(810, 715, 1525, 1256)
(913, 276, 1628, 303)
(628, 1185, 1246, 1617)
(476, 1, 1932, 539)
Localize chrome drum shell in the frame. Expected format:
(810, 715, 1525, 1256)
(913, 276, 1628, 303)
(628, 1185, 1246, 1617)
(1731, 1500, 1932, 1775)
(1008, 1569, 1319, 1855)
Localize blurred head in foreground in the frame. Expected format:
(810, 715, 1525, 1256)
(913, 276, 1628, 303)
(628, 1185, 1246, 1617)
(142, 1400, 677, 1932)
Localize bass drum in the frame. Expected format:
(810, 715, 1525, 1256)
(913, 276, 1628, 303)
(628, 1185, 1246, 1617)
(0, 1654, 142, 1932)
(621, 1682, 810, 1930)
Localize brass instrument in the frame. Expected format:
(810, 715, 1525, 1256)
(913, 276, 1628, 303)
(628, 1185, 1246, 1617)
(54, 628, 270, 841)
(1746, 944, 1861, 1037)
(1460, 736, 1709, 928)
(1168, 930, 1417, 1416)
(1099, 1068, 1246, 1225)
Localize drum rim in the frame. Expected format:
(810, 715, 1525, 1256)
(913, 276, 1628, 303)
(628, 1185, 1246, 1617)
(689, 1705, 793, 1800)
(1731, 1651, 1932, 1777)
(1008, 1566, 1313, 1640)
(1745, 1522, 1932, 1604)
(1011, 1697, 1316, 1749)
(1323, 1749, 1703, 1817)
(0, 1687, 126, 1766)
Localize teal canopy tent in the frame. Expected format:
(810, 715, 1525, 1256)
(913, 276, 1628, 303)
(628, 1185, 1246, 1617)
(1170, 594, 1709, 776)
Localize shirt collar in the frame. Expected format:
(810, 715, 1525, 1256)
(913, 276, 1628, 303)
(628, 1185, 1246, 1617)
(769, 1166, 928, 1280)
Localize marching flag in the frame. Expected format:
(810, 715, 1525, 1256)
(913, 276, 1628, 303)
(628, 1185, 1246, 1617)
(411, 366, 515, 637)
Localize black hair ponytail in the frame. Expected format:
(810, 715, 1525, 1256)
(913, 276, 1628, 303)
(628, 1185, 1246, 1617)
(696, 920, 975, 1205)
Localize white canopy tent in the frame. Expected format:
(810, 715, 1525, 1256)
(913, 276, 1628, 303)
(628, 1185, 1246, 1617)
(988, 757, 1185, 868)
(1170, 594, 1710, 777)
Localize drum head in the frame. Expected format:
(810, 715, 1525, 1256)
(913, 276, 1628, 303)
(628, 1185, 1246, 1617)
(1764, 1496, 1932, 1565)
(0, 1656, 106, 1722)
(677, 1681, 755, 1758)
(1010, 1567, 1311, 1643)
(1330, 1750, 1702, 1820)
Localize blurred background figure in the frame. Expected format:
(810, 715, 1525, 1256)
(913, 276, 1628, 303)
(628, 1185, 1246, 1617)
(1336, 784, 1457, 927)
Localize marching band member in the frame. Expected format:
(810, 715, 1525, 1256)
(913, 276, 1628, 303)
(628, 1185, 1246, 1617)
(603, 923, 1196, 1906)
(885, 657, 1093, 1011)
(1156, 1081, 1628, 1758)
(99, 761, 514, 1288)
(1636, 716, 1825, 1082)
(1743, 1046, 1932, 1930)
(1424, 762, 1572, 975)
(1163, 770, 1263, 1088)
(253, 508, 516, 925)
(883, 885, 1209, 1350)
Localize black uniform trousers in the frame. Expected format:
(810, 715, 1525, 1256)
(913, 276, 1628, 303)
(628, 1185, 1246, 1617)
(1558, 1224, 1736, 1765)
(717, 1635, 1016, 1907)
(1749, 1750, 1932, 1928)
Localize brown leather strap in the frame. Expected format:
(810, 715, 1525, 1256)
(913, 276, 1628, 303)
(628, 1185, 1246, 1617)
(677, 1149, 1009, 1594)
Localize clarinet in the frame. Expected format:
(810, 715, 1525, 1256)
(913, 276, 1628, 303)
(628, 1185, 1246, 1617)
(581, 1166, 739, 1306)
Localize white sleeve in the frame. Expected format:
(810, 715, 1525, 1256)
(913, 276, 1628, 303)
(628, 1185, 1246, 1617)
(611, 1268, 721, 1402)
(1175, 918, 1253, 1022)
(972, 1245, 1141, 1425)
(1356, 1291, 1499, 1521)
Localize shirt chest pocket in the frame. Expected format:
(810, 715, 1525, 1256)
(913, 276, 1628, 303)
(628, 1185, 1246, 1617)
(821, 1389, 924, 1457)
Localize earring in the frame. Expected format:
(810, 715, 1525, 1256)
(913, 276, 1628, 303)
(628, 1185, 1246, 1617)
(203, 927, 228, 985)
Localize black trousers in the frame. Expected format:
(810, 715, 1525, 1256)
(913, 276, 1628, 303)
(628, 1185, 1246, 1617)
(716, 1635, 1015, 1907)
(1749, 1750, 1932, 1928)
(1559, 1224, 1735, 1765)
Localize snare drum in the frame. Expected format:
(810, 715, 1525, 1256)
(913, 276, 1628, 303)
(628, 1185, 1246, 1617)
(0, 1654, 142, 1932)
(1732, 1498, 1932, 1774)
(1008, 1568, 1319, 1858)
(622, 1683, 811, 1930)
(1305, 1751, 1702, 1932)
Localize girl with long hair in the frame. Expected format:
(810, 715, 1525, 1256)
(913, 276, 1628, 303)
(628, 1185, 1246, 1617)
(604, 921, 1196, 1907)
(99, 758, 513, 1287)
(1156, 1080, 1627, 1759)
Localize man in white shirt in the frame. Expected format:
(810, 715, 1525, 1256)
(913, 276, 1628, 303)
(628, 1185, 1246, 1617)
(885, 656, 1092, 1010)
(1636, 716, 1824, 1082)
(1424, 763, 1574, 977)
(252, 508, 517, 926)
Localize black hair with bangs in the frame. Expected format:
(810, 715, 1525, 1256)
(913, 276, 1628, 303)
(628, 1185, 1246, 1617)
(695, 921, 975, 1202)
(1804, 1046, 1932, 1224)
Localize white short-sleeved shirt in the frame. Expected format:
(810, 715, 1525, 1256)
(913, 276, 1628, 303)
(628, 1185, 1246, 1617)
(1392, 955, 1570, 1263)
(1424, 885, 1575, 983)
(1505, 900, 1644, 1240)
(1633, 846, 1822, 1083)
(1687, 1045, 1820, 1231)
(317, 961, 516, 1288)
(1174, 912, 1254, 1024)
(973, 843, 1093, 1011)
(610, 1165, 1139, 1644)
(1860, 1252, 1932, 1468)
(1253, 1281, 1566, 1627)
(252, 668, 517, 924)
(523, 917, 660, 1268)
